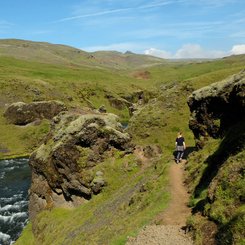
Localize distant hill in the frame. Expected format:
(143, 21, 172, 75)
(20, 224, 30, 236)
(0, 38, 244, 244)
(0, 39, 165, 70)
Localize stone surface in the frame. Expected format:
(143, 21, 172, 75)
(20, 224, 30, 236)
(126, 225, 193, 245)
(4, 100, 67, 125)
(188, 70, 245, 148)
(29, 110, 133, 220)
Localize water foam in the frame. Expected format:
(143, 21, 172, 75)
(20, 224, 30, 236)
(0, 212, 28, 223)
(0, 201, 28, 212)
(0, 158, 30, 244)
(0, 231, 11, 242)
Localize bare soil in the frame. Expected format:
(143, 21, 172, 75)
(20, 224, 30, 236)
(126, 160, 193, 245)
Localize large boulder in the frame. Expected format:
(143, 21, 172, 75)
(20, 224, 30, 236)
(188, 70, 245, 148)
(29, 111, 133, 220)
(4, 100, 67, 125)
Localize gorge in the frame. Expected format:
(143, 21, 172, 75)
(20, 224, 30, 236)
(0, 39, 244, 245)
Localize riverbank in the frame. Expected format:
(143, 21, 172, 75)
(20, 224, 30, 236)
(0, 154, 30, 161)
(0, 158, 31, 245)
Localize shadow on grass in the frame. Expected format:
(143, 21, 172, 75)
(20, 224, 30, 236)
(193, 120, 245, 199)
(215, 211, 245, 245)
(172, 146, 197, 162)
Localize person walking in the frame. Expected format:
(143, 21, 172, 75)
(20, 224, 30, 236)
(175, 132, 186, 163)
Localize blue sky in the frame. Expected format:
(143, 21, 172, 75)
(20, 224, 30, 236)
(0, 0, 245, 58)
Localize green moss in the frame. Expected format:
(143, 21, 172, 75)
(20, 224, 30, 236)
(15, 223, 35, 245)
(1, 47, 245, 243)
(208, 151, 245, 225)
(185, 127, 245, 244)
(77, 146, 92, 168)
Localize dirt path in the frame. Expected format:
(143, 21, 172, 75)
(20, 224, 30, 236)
(126, 161, 193, 245)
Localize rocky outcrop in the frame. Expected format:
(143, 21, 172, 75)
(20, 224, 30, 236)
(105, 94, 132, 110)
(186, 71, 245, 244)
(29, 111, 133, 220)
(188, 70, 245, 148)
(122, 90, 151, 104)
(4, 100, 67, 125)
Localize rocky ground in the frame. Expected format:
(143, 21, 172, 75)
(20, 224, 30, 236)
(126, 160, 193, 245)
(126, 225, 193, 245)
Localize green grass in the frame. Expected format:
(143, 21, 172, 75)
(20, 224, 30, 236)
(1, 45, 245, 244)
(15, 223, 35, 245)
(16, 152, 169, 245)
(0, 110, 50, 158)
(185, 126, 245, 244)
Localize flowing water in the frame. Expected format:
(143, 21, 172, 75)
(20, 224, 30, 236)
(0, 158, 31, 245)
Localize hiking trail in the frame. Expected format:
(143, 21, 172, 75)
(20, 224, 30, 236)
(126, 160, 193, 245)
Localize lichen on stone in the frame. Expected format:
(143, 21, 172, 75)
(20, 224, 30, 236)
(188, 70, 245, 147)
(29, 110, 133, 220)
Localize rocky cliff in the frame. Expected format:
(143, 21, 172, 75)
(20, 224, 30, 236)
(29, 110, 133, 220)
(188, 70, 245, 148)
(186, 70, 245, 245)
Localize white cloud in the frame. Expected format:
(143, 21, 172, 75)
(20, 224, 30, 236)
(55, 1, 176, 22)
(144, 44, 225, 59)
(82, 42, 148, 52)
(145, 43, 245, 59)
(144, 48, 172, 59)
(230, 44, 245, 55)
(57, 8, 131, 22)
(181, 0, 239, 7)
(174, 44, 226, 59)
(83, 42, 245, 58)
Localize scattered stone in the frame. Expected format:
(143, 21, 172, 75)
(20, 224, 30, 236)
(143, 145, 162, 158)
(98, 105, 107, 113)
(91, 175, 106, 194)
(126, 225, 193, 245)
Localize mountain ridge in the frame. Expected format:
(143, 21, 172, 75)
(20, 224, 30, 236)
(0, 39, 244, 244)
(0, 39, 165, 70)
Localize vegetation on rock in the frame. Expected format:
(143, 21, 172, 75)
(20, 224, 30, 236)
(186, 73, 245, 245)
(0, 39, 244, 244)
(4, 100, 67, 125)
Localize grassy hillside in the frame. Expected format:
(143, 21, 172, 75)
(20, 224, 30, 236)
(0, 39, 165, 70)
(0, 40, 244, 244)
(185, 122, 245, 245)
(0, 51, 244, 158)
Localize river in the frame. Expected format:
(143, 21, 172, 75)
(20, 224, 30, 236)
(0, 158, 31, 245)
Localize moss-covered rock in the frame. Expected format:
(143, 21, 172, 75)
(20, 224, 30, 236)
(186, 70, 245, 244)
(188, 70, 245, 148)
(29, 110, 133, 221)
(4, 100, 67, 125)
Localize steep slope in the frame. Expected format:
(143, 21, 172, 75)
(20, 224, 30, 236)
(185, 71, 245, 245)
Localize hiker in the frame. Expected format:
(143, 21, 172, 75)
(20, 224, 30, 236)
(175, 132, 186, 163)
